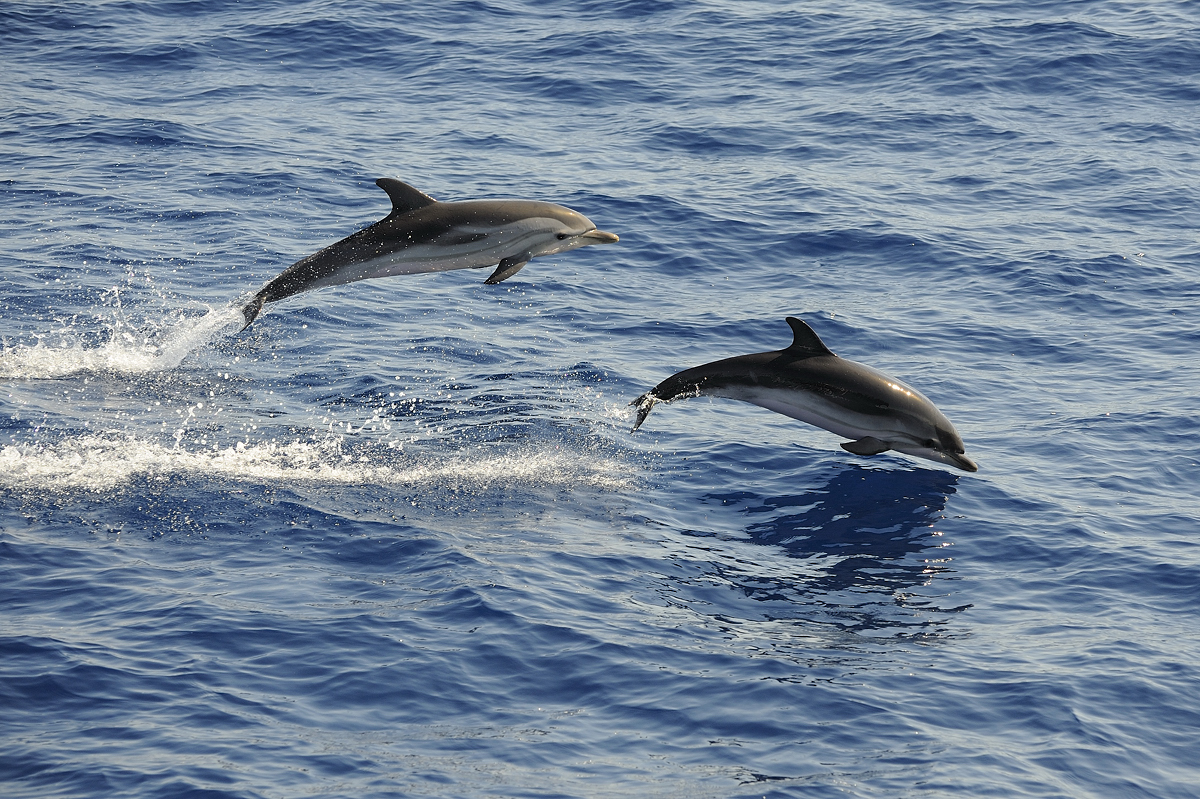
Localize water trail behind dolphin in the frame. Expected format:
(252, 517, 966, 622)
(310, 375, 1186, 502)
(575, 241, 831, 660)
(0, 297, 245, 380)
(0, 434, 636, 493)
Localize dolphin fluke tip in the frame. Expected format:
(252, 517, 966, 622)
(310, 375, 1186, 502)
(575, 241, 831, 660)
(240, 295, 265, 332)
(629, 392, 657, 432)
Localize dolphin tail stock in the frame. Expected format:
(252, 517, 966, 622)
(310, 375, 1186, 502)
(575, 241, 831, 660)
(239, 293, 266, 332)
(629, 392, 659, 432)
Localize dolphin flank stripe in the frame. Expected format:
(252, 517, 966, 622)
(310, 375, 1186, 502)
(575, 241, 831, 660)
(630, 317, 977, 472)
(240, 178, 618, 329)
(650, 357, 893, 417)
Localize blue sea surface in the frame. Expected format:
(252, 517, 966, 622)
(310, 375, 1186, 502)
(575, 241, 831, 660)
(3, 1, 1199, 797)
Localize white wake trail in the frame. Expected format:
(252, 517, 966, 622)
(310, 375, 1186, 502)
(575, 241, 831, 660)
(0, 303, 243, 380)
(0, 435, 635, 492)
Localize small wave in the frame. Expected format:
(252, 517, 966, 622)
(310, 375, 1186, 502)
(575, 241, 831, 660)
(0, 304, 243, 380)
(0, 434, 635, 492)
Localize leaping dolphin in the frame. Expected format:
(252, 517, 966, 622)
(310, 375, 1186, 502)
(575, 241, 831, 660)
(240, 178, 618, 328)
(630, 317, 978, 472)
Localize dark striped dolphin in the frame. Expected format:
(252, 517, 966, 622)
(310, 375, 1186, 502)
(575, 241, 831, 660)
(240, 178, 618, 328)
(630, 317, 978, 472)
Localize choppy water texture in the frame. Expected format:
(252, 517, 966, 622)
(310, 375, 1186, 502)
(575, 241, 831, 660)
(3, 1, 1199, 797)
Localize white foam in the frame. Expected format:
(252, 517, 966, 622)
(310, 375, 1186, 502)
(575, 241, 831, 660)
(0, 304, 242, 380)
(0, 434, 635, 493)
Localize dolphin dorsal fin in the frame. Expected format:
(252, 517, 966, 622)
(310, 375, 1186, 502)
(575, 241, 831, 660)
(376, 178, 438, 215)
(784, 317, 836, 357)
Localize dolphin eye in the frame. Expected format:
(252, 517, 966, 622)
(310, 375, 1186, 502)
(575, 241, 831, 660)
(923, 438, 938, 449)
(556, 233, 569, 240)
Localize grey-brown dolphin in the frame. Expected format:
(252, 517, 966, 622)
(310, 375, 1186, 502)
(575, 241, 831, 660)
(241, 178, 618, 328)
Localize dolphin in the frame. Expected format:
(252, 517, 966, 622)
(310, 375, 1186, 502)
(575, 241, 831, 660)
(240, 178, 618, 328)
(630, 317, 978, 472)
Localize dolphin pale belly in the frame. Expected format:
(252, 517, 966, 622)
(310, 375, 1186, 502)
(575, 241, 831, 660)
(241, 178, 618, 328)
(630, 317, 977, 472)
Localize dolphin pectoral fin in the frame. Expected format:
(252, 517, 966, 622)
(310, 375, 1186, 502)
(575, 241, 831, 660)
(629, 393, 658, 432)
(841, 436, 891, 456)
(484, 256, 528, 284)
(240, 295, 266, 332)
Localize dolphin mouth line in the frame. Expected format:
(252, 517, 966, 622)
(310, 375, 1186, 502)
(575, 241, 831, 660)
(583, 229, 619, 243)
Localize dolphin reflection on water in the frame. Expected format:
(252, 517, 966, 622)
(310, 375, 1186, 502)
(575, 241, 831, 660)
(631, 317, 977, 472)
(699, 465, 964, 626)
(241, 178, 618, 328)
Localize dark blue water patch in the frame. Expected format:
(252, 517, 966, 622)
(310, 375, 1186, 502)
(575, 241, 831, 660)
(82, 0, 239, 22)
(208, 19, 426, 68)
(300, 366, 608, 421)
(643, 124, 779, 157)
(399, 337, 510, 368)
(978, 19, 1200, 102)
(569, 0, 692, 19)
(814, 26, 1001, 97)
(506, 63, 676, 109)
(800, 109, 1003, 154)
(1090, 182, 1200, 225)
(0, 756, 249, 799)
(0, 3, 115, 40)
(602, 192, 708, 234)
(14, 121, 220, 176)
(956, 251, 1188, 322)
(616, 315, 802, 362)
(446, 130, 554, 157)
(773, 226, 922, 260)
(82, 40, 210, 73)
(1094, 557, 1200, 615)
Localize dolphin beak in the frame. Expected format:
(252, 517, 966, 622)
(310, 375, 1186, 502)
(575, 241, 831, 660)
(948, 452, 978, 472)
(582, 229, 619, 244)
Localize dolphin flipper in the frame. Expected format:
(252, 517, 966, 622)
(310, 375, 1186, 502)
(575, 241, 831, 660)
(841, 436, 891, 456)
(484, 256, 529, 284)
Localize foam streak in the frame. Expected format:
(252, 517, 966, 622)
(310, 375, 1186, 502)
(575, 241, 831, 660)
(0, 435, 634, 492)
(0, 304, 242, 380)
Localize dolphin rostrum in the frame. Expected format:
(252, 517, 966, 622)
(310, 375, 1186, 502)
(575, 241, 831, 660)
(630, 317, 978, 472)
(240, 178, 618, 328)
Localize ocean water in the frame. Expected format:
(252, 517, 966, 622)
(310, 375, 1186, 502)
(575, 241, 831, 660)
(2, 0, 1199, 797)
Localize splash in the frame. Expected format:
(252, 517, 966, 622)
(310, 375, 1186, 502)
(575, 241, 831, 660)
(0, 301, 243, 380)
(0, 434, 635, 493)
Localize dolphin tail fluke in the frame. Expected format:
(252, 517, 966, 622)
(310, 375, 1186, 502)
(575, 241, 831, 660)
(629, 392, 658, 432)
(240, 294, 265, 332)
